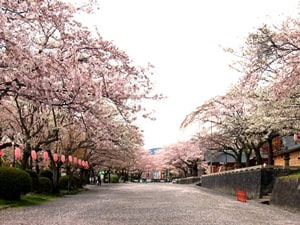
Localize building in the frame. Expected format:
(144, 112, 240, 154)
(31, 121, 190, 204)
(204, 150, 247, 173)
(273, 136, 300, 166)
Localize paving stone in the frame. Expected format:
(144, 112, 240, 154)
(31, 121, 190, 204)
(0, 183, 300, 225)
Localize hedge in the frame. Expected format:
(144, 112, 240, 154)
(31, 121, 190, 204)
(38, 177, 52, 193)
(58, 175, 69, 190)
(58, 175, 83, 190)
(0, 167, 32, 200)
(39, 169, 53, 181)
(110, 174, 119, 183)
(25, 169, 39, 192)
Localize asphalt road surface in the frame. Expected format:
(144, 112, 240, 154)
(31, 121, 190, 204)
(1, 183, 300, 225)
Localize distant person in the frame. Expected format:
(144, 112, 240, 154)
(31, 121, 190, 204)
(98, 175, 102, 186)
(97, 174, 101, 186)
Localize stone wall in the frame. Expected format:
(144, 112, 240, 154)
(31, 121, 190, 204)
(271, 177, 300, 211)
(175, 176, 201, 184)
(202, 167, 262, 199)
(201, 165, 300, 200)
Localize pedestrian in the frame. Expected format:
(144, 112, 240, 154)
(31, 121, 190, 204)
(97, 174, 101, 186)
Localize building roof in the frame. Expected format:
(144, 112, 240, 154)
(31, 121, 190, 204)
(204, 150, 247, 163)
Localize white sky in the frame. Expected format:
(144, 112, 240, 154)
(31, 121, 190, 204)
(84, 0, 299, 149)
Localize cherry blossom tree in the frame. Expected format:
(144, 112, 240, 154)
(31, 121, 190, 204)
(86, 118, 145, 179)
(0, 0, 161, 176)
(0, 98, 62, 168)
(130, 148, 157, 180)
(157, 140, 206, 177)
(181, 89, 251, 168)
(0, 0, 159, 122)
(182, 81, 300, 167)
(234, 17, 300, 98)
(181, 15, 300, 169)
(230, 17, 300, 164)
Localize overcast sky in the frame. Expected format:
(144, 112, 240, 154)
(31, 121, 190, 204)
(83, 0, 299, 149)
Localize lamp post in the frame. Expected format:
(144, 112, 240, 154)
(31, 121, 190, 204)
(210, 153, 213, 173)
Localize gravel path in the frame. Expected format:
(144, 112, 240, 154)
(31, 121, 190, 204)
(1, 183, 300, 225)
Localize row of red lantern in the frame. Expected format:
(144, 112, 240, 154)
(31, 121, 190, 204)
(38, 150, 89, 168)
(1, 147, 89, 168)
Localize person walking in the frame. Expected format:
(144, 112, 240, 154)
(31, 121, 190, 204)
(97, 173, 101, 186)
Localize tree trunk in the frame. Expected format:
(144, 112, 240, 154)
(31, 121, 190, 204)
(178, 167, 187, 177)
(267, 138, 274, 165)
(244, 148, 253, 167)
(245, 154, 250, 167)
(235, 150, 243, 168)
(66, 166, 73, 191)
(36, 164, 40, 175)
(51, 166, 60, 194)
(21, 150, 30, 170)
(192, 162, 198, 176)
(253, 147, 262, 165)
(21, 142, 33, 170)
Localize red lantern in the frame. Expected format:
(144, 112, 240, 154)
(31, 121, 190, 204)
(53, 153, 58, 162)
(68, 155, 72, 163)
(86, 161, 89, 168)
(43, 151, 49, 161)
(82, 161, 86, 167)
(73, 157, 77, 164)
(61, 155, 65, 163)
(294, 134, 298, 143)
(78, 159, 82, 166)
(15, 147, 22, 160)
(0, 149, 3, 157)
(31, 150, 37, 161)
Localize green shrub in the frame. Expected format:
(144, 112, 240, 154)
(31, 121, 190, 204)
(25, 169, 39, 192)
(0, 167, 32, 200)
(38, 177, 52, 193)
(73, 175, 82, 189)
(81, 175, 88, 186)
(110, 174, 119, 183)
(59, 175, 84, 190)
(283, 172, 300, 178)
(58, 175, 69, 190)
(39, 169, 53, 181)
(0, 161, 10, 168)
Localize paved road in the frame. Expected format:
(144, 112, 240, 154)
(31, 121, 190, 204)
(1, 183, 300, 225)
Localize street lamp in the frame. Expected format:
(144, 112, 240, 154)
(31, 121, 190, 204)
(210, 153, 213, 173)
